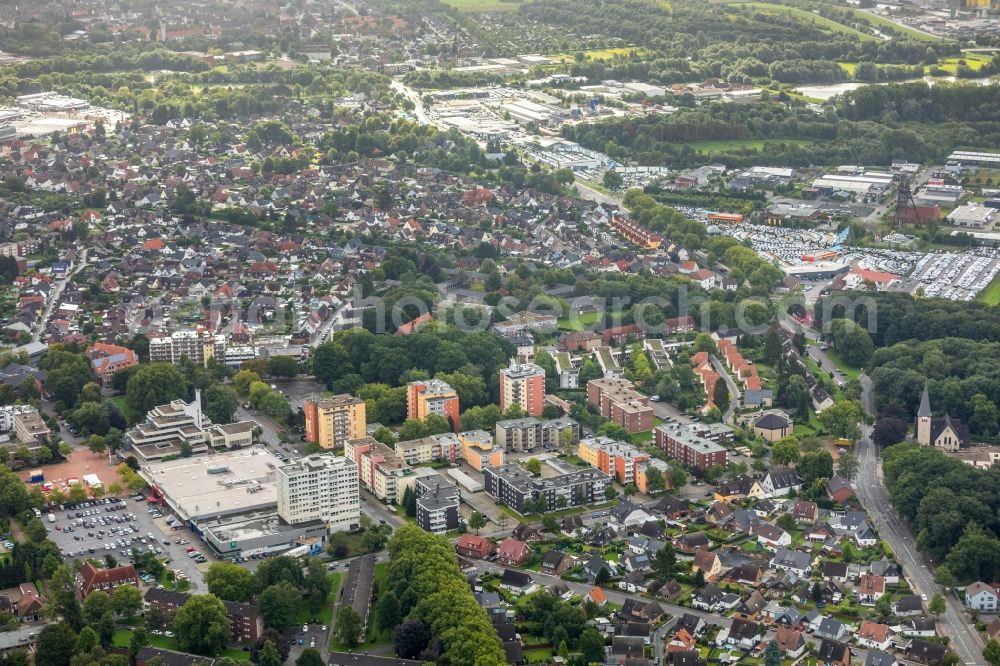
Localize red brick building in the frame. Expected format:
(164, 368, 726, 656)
(144, 588, 262, 643)
(586, 377, 654, 433)
(75, 562, 139, 598)
(456, 534, 495, 559)
(653, 425, 728, 471)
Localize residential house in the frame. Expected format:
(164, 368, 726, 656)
(761, 466, 803, 497)
(499, 569, 535, 595)
(864, 651, 899, 666)
(816, 639, 850, 666)
(496, 538, 531, 567)
(774, 626, 806, 659)
(540, 550, 575, 576)
(893, 595, 924, 617)
(906, 639, 947, 665)
(691, 549, 722, 581)
(857, 621, 892, 651)
(586, 586, 608, 606)
(966, 582, 999, 611)
(674, 531, 710, 554)
(770, 548, 811, 577)
(812, 616, 846, 641)
(456, 534, 494, 560)
(859, 573, 885, 606)
(791, 500, 818, 523)
(754, 523, 791, 549)
(720, 617, 763, 651)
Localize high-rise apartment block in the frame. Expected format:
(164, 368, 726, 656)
(304, 394, 366, 449)
(406, 379, 460, 431)
(149, 330, 226, 367)
(499, 362, 545, 416)
(275, 454, 360, 532)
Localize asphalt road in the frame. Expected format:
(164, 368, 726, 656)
(34, 249, 88, 342)
(709, 354, 740, 423)
(855, 376, 982, 666)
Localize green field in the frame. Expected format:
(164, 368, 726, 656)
(113, 629, 250, 661)
(441, 0, 531, 10)
(841, 6, 939, 41)
(557, 310, 601, 331)
(685, 138, 814, 154)
(977, 273, 1000, 306)
(715, 1, 879, 41)
(930, 52, 994, 74)
(111, 395, 140, 425)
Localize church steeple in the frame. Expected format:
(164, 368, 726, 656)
(916, 382, 932, 445)
(918, 382, 932, 418)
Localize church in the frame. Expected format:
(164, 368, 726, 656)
(915, 383, 970, 452)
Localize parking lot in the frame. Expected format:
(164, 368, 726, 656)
(44, 496, 206, 591)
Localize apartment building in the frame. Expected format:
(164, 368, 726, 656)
(144, 588, 263, 643)
(495, 417, 580, 453)
(394, 432, 461, 465)
(414, 472, 460, 534)
(303, 394, 366, 449)
(459, 430, 505, 471)
(406, 379, 460, 431)
(85, 342, 139, 386)
(275, 454, 360, 532)
(13, 409, 50, 445)
(499, 362, 545, 416)
(578, 436, 650, 485)
(484, 463, 610, 513)
(344, 436, 416, 504)
(148, 330, 226, 367)
(654, 423, 728, 471)
(586, 377, 654, 433)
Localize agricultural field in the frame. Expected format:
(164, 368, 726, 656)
(547, 46, 648, 62)
(929, 52, 994, 74)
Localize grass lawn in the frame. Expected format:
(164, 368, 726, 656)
(716, 1, 879, 41)
(294, 572, 340, 626)
(557, 310, 601, 331)
(114, 629, 250, 661)
(547, 46, 647, 62)
(823, 349, 861, 382)
(980, 272, 1000, 306)
(928, 52, 993, 74)
(441, 0, 530, 10)
(524, 648, 554, 663)
(328, 532, 368, 559)
(684, 138, 814, 154)
(842, 6, 940, 41)
(111, 395, 140, 425)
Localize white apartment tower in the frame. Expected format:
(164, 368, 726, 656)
(275, 454, 360, 533)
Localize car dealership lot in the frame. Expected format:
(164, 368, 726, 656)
(45, 496, 206, 590)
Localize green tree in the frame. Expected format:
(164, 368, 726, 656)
(771, 436, 801, 466)
(35, 623, 77, 666)
(837, 452, 859, 481)
(602, 170, 623, 190)
(712, 378, 730, 411)
(233, 370, 261, 395)
(763, 639, 782, 666)
(111, 583, 143, 618)
(578, 628, 605, 665)
(304, 557, 332, 613)
(75, 626, 98, 655)
(579, 358, 603, 383)
(967, 393, 998, 437)
(257, 640, 282, 666)
(296, 648, 325, 666)
(652, 543, 676, 581)
(377, 590, 401, 631)
(469, 512, 486, 535)
(259, 581, 300, 632)
(983, 639, 1000, 666)
(203, 384, 240, 425)
(173, 594, 232, 656)
(336, 606, 362, 648)
(818, 400, 864, 440)
(126, 363, 187, 415)
(205, 562, 256, 603)
(929, 591, 946, 616)
(525, 458, 542, 475)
